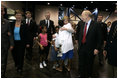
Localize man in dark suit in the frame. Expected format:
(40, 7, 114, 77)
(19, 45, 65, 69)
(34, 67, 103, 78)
(39, 12, 55, 41)
(25, 11, 38, 62)
(97, 15, 107, 66)
(103, 6, 117, 78)
(75, 10, 102, 77)
(1, 6, 14, 77)
(39, 12, 55, 64)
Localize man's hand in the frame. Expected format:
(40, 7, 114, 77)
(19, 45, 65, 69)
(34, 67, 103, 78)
(9, 46, 14, 50)
(103, 50, 107, 57)
(33, 37, 36, 40)
(103, 41, 106, 47)
(75, 40, 78, 44)
(94, 49, 99, 55)
(26, 44, 30, 48)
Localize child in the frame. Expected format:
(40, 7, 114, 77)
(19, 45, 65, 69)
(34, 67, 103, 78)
(38, 25, 48, 68)
(56, 16, 74, 72)
(50, 26, 60, 69)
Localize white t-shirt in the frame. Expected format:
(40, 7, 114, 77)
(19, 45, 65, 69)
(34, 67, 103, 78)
(58, 23, 74, 53)
(53, 33, 60, 48)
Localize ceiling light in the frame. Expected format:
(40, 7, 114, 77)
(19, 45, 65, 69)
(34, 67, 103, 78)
(47, 2, 50, 5)
(60, 4, 62, 6)
(106, 9, 108, 11)
(91, 1, 93, 3)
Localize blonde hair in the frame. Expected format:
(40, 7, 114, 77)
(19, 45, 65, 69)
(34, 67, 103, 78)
(63, 16, 69, 20)
(25, 11, 31, 14)
(15, 10, 23, 15)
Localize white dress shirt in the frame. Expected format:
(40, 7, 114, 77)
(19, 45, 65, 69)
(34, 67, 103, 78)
(45, 20, 50, 28)
(86, 19, 92, 34)
(26, 18, 31, 24)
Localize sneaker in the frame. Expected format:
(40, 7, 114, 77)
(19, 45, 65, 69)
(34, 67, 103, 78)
(52, 65, 56, 69)
(43, 61, 47, 67)
(39, 63, 43, 68)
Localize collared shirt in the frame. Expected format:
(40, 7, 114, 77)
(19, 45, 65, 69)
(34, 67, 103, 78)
(86, 19, 92, 34)
(26, 18, 31, 24)
(45, 19, 50, 28)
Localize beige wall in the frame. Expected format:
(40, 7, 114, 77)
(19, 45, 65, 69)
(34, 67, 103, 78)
(2, 1, 117, 25)
(1, 1, 23, 10)
(35, 5, 58, 26)
(35, 5, 117, 25)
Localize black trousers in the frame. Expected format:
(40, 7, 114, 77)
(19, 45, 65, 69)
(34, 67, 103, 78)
(12, 41, 25, 70)
(39, 46, 48, 62)
(98, 48, 104, 63)
(78, 44, 95, 78)
(1, 47, 8, 77)
(25, 41, 33, 61)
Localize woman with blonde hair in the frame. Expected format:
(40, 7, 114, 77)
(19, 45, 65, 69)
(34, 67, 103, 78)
(10, 10, 30, 74)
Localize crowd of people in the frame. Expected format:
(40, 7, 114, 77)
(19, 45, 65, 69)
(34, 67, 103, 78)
(1, 5, 117, 78)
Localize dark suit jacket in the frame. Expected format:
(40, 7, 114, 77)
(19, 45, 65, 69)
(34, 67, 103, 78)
(24, 19, 38, 43)
(105, 20, 117, 66)
(75, 20, 103, 53)
(39, 19, 55, 41)
(1, 19, 14, 50)
(99, 22, 107, 42)
(10, 21, 30, 46)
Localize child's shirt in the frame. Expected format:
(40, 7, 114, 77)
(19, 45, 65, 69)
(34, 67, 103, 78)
(58, 23, 74, 53)
(39, 33, 48, 46)
(53, 33, 60, 48)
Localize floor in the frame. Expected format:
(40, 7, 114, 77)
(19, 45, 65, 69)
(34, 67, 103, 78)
(5, 44, 109, 78)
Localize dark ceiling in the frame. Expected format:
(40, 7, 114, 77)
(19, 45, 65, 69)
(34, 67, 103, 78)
(22, 1, 117, 12)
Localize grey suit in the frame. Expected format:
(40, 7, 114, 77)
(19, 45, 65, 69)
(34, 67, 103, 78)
(1, 18, 14, 77)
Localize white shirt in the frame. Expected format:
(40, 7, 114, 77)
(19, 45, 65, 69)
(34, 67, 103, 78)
(53, 33, 60, 48)
(58, 23, 74, 54)
(45, 20, 50, 28)
(26, 18, 31, 24)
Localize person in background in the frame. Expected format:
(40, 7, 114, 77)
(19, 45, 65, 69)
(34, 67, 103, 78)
(25, 11, 38, 63)
(103, 5, 117, 78)
(38, 25, 48, 68)
(56, 16, 74, 72)
(1, 6, 14, 78)
(97, 15, 107, 66)
(107, 21, 112, 34)
(51, 26, 60, 69)
(39, 12, 55, 64)
(10, 10, 30, 74)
